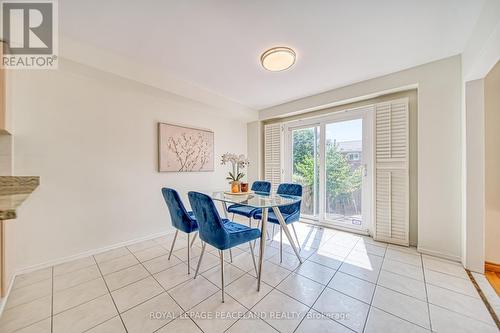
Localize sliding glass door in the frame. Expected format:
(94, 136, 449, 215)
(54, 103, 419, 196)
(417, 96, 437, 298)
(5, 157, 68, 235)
(284, 107, 372, 232)
(290, 126, 319, 218)
(324, 118, 364, 229)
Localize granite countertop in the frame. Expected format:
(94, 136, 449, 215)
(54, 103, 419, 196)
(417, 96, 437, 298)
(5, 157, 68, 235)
(0, 176, 39, 220)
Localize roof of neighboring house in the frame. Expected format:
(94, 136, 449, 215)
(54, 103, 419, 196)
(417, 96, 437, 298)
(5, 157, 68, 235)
(335, 140, 362, 152)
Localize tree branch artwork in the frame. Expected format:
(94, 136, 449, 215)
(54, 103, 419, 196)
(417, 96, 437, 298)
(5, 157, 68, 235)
(158, 123, 214, 172)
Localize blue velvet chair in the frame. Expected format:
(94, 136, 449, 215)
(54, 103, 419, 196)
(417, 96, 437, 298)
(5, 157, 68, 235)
(161, 188, 199, 274)
(253, 183, 303, 261)
(188, 191, 261, 302)
(227, 181, 271, 236)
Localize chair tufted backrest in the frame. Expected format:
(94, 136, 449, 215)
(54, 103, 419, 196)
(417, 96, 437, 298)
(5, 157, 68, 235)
(276, 183, 303, 215)
(188, 191, 229, 248)
(161, 188, 197, 233)
(251, 181, 271, 194)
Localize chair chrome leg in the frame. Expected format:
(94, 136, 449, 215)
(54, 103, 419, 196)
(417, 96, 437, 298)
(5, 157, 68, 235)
(249, 242, 258, 276)
(253, 219, 261, 250)
(168, 230, 178, 260)
(229, 249, 233, 263)
(219, 250, 225, 303)
(251, 217, 257, 249)
(187, 234, 190, 274)
(190, 232, 197, 248)
(280, 226, 283, 263)
(291, 224, 301, 251)
(257, 209, 268, 291)
(194, 242, 206, 279)
(272, 207, 303, 264)
(272, 224, 276, 242)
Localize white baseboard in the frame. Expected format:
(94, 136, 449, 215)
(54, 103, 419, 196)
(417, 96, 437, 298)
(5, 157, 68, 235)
(0, 229, 176, 316)
(417, 246, 462, 263)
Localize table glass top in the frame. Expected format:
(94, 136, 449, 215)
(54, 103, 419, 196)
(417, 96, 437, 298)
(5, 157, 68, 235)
(210, 191, 301, 208)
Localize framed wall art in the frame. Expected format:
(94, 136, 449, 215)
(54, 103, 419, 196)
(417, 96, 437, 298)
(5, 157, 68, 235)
(158, 122, 214, 172)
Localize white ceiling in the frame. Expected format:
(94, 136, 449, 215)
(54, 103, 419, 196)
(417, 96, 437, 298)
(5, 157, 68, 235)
(60, 0, 485, 110)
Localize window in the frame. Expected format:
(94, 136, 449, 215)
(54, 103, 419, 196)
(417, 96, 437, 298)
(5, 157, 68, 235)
(347, 153, 360, 161)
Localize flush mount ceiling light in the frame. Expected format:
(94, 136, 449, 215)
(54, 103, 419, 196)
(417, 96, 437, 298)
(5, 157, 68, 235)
(260, 47, 296, 71)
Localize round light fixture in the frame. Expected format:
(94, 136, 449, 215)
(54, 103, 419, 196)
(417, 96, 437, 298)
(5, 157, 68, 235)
(260, 47, 296, 72)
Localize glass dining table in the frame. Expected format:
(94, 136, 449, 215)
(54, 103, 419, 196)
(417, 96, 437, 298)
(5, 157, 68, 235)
(209, 191, 303, 291)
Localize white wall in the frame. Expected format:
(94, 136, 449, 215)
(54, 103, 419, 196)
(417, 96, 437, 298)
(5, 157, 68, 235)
(464, 79, 485, 272)
(462, 0, 500, 271)
(246, 121, 263, 184)
(256, 56, 463, 260)
(462, 0, 500, 81)
(484, 61, 500, 265)
(5, 59, 254, 284)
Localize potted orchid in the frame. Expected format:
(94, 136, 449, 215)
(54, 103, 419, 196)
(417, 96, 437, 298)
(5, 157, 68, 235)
(221, 153, 250, 193)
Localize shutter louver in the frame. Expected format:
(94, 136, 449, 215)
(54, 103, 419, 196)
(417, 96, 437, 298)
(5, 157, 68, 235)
(264, 123, 283, 193)
(374, 99, 409, 246)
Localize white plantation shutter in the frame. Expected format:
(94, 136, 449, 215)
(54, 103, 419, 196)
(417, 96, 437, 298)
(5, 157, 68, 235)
(373, 98, 409, 245)
(264, 123, 283, 193)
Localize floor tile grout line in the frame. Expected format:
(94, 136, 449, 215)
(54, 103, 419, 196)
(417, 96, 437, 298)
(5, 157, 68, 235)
(80, 315, 123, 333)
(423, 266, 473, 281)
(263, 231, 362, 333)
(377, 266, 425, 283)
(379, 265, 425, 282)
(94, 250, 133, 266)
(53, 260, 98, 278)
(91, 255, 129, 333)
(370, 278, 426, 302)
(335, 237, 373, 333)
(8, 275, 52, 293)
(380, 256, 423, 268)
(371, 283, 429, 303)
(41, 288, 110, 321)
(50, 266, 54, 333)
(264, 228, 377, 332)
(421, 255, 434, 332)
(424, 280, 483, 299)
(9, 267, 53, 291)
(3, 225, 306, 330)
(128, 240, 163, 253)
(368, 306, 433, 332)
(222, 298, 276, 333)
(221, 237, 309, 331)
(47, 266, 220, 332)
(294, 237, 360, 333)
(5, 272, 108, 314)
(3, 289, 53, 313)
(290, 283, 329, 332)
(369, 299, 434, 331)
(7, 224, 481, 333)
(367, 250, 446, 332)
(9, 317, 51, 333)
(124, 246, 185, 327)
(106, 266, 161, 292)
(196, 262, 272, 312)
(125, 244, 210, 333)
(425, 301, 498, 328)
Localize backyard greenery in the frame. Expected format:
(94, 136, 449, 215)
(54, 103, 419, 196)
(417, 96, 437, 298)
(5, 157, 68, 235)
(292, 128, 363, 216)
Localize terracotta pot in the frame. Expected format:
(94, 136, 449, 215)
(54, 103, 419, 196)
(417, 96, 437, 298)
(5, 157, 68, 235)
(231, 181, 240, 193)
(240, 183, 249, 192)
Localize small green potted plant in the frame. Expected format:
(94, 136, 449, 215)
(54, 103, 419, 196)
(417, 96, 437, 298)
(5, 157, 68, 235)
(221, 153, 249, 193)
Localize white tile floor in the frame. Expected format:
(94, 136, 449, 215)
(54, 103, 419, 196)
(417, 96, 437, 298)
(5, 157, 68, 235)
(0, 221, 497, 333)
